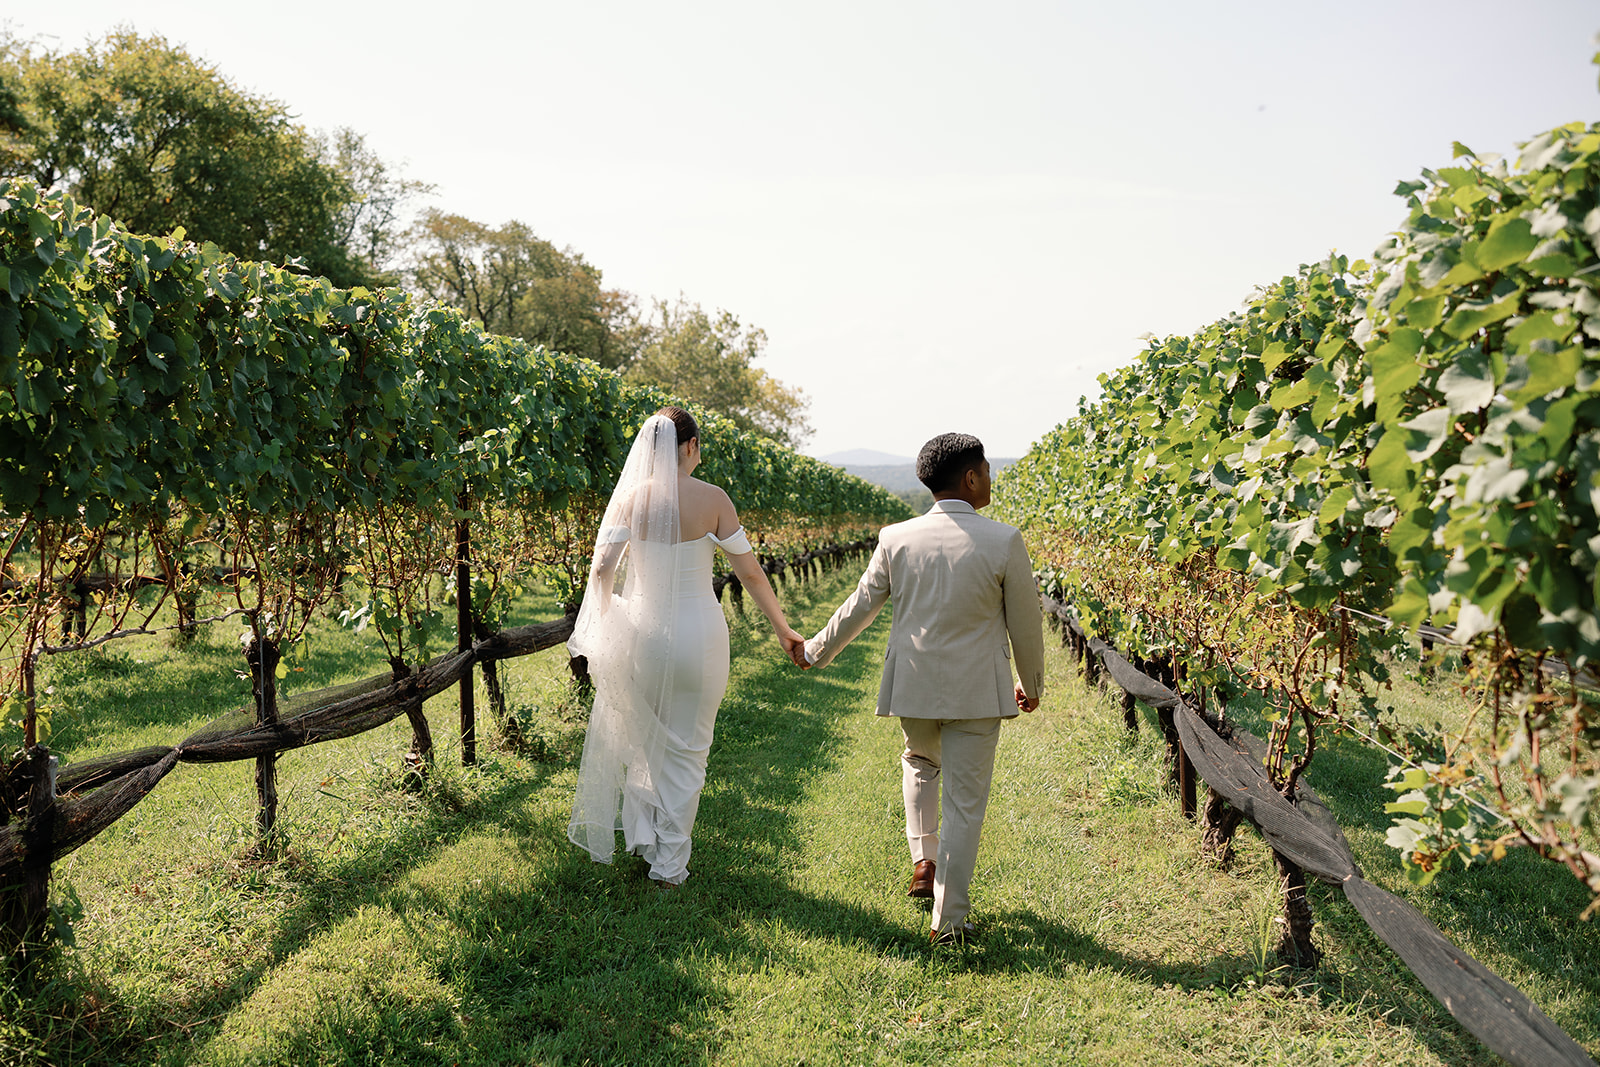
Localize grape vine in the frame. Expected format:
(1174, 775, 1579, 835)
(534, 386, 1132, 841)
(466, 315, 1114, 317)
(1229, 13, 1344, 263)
(995, 124, 1600, 914)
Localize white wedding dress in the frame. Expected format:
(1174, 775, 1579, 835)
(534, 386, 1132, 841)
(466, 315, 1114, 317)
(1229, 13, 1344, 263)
(614, 530, 744, 882)
(566, 414, 752, 885)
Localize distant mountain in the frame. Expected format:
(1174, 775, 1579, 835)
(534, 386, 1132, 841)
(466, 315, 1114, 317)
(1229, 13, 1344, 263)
(824, 457, 1019, 496)
(832, 464, 926, 493)
(818, 448, 914, 466)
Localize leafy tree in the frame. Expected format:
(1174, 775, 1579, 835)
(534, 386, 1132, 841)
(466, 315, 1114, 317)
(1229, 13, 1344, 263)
(407, 209, 644, 368)
(626, 297, 812, 448)
(0, 30, 385, 287)
(0, 70, 25, 174)
(321, 127, 434, 287)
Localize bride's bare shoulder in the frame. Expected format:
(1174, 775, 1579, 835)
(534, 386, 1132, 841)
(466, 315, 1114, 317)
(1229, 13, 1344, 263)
(681, 477, 736, 535)
(682, 476, 730, 503)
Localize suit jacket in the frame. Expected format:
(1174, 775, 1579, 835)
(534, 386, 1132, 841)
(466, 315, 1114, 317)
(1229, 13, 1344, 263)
(805, 499, 1045, 719)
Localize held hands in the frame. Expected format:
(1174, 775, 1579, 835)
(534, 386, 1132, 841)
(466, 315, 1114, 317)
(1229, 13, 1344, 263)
(778, 625, 812, 669)
(1014, 682, 1040, 713)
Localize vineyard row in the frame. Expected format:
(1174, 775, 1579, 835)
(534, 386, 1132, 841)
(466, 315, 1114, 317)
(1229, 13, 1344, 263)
(994, 121, 1600, 911)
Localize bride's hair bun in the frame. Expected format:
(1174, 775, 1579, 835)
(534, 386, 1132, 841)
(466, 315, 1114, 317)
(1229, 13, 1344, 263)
(655, 406, 699, 447)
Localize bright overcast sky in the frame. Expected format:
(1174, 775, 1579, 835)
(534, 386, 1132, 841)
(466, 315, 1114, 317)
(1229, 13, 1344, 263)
(10, 2, 1600, 459)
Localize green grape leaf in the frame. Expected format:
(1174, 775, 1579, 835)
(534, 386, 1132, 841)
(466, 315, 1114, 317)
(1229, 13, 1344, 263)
(1270, 379, 1313, 411)
(1367, 428, 1416, 496)
(1261, 342, 1293, 373)
(1398, 407, 1453, 462)
(1438, 347, 1496, 415)
(1505, 310, 1578, 350)
(1405, 295, 1445, 330)
(1370, 329, 1424, 423)
(1317, 486, 1354, 526)
(1389, 508, 1435, 560)
(1385, 793, 1430, 816)
(1386, 580, 1432, 627)
(1443, 293, 1519, 340)
(1503, 345, 1583, 406)
(1476, 216, 1539, 272)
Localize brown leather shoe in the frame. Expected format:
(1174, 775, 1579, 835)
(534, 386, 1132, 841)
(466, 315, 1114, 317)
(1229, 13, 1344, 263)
(906, 860, 935, 898)
(929, 919, 978, 945)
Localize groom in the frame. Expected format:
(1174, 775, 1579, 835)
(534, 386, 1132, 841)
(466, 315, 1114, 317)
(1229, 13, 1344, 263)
(796, 433, 1045, 943)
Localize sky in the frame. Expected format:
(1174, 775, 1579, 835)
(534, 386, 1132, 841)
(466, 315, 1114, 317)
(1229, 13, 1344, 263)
(9, 1, 1600, 460)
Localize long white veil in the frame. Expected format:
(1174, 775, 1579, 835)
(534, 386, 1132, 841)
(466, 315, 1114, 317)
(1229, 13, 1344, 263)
(567, 414, 682, 864)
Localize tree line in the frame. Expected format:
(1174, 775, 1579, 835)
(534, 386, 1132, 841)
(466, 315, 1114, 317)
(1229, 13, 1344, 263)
(0, 28, 811, 448)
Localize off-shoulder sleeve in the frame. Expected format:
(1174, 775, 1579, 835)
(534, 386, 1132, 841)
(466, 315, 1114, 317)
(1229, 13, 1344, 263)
(598, 524, 631, 545)
(709, 526, 752, 555)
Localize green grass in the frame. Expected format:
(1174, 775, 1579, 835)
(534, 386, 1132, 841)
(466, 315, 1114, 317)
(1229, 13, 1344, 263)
(5, 569, 1598, 1065)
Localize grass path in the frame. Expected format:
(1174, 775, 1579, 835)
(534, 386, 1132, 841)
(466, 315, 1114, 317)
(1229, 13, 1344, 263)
(15, 564, 1600, 1065)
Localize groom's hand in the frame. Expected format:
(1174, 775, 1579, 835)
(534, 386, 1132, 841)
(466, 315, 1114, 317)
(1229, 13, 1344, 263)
(1015, 682, 1039, 712)
(780, 633, 811, 668)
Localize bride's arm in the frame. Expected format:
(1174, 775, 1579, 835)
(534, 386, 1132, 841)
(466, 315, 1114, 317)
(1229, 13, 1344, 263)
(588, 527, 630, 607)
(712, 492, 805, 659)
(725, 547, 806, 657)
(594, 539, 627, 586)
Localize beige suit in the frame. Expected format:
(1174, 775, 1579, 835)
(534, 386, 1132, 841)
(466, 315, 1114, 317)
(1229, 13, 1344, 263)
(805, 499, 1045, 933)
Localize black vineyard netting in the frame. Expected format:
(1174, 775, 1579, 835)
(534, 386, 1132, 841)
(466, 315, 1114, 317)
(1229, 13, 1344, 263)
(1046, 598, 1596, 1067)
(0, 616, 576, 875)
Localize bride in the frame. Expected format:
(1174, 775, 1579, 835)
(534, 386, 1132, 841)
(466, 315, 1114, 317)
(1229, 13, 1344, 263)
(566, 406, 807, 886)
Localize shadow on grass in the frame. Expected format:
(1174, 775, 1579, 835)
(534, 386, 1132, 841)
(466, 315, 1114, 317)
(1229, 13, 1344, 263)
(438, 604, 886, 1062)
(42, 617, 394, 760)
(21, 752, 566, 1066)
(226, 580, 896, 1063)
(38, 569, 1586, 1065)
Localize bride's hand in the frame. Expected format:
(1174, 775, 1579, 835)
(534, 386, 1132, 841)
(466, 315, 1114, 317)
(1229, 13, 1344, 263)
(778, 625, 811, 668)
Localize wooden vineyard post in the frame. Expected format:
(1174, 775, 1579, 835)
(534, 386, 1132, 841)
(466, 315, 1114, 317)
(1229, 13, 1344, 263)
(472, 617, 509, 731)
(244, 634, 281, 842)
(1178, 740, 1197, 819)
(405, 700, 434, 772)
(21, 645, 37, 749)
(1, 746, 56, 959)
(1201, 783, 1246, 866)
(175, 578, 198, 644)
(456, 497, 475, 767)
(21, 749, 53, 951)
(394, 656, 433, 775)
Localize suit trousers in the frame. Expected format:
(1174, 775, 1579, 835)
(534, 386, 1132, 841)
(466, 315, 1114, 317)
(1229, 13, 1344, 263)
(899, 715, 1003, 933)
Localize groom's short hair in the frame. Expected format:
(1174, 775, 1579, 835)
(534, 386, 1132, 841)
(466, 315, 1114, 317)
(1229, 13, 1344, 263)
(916, 433, 986, 493)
